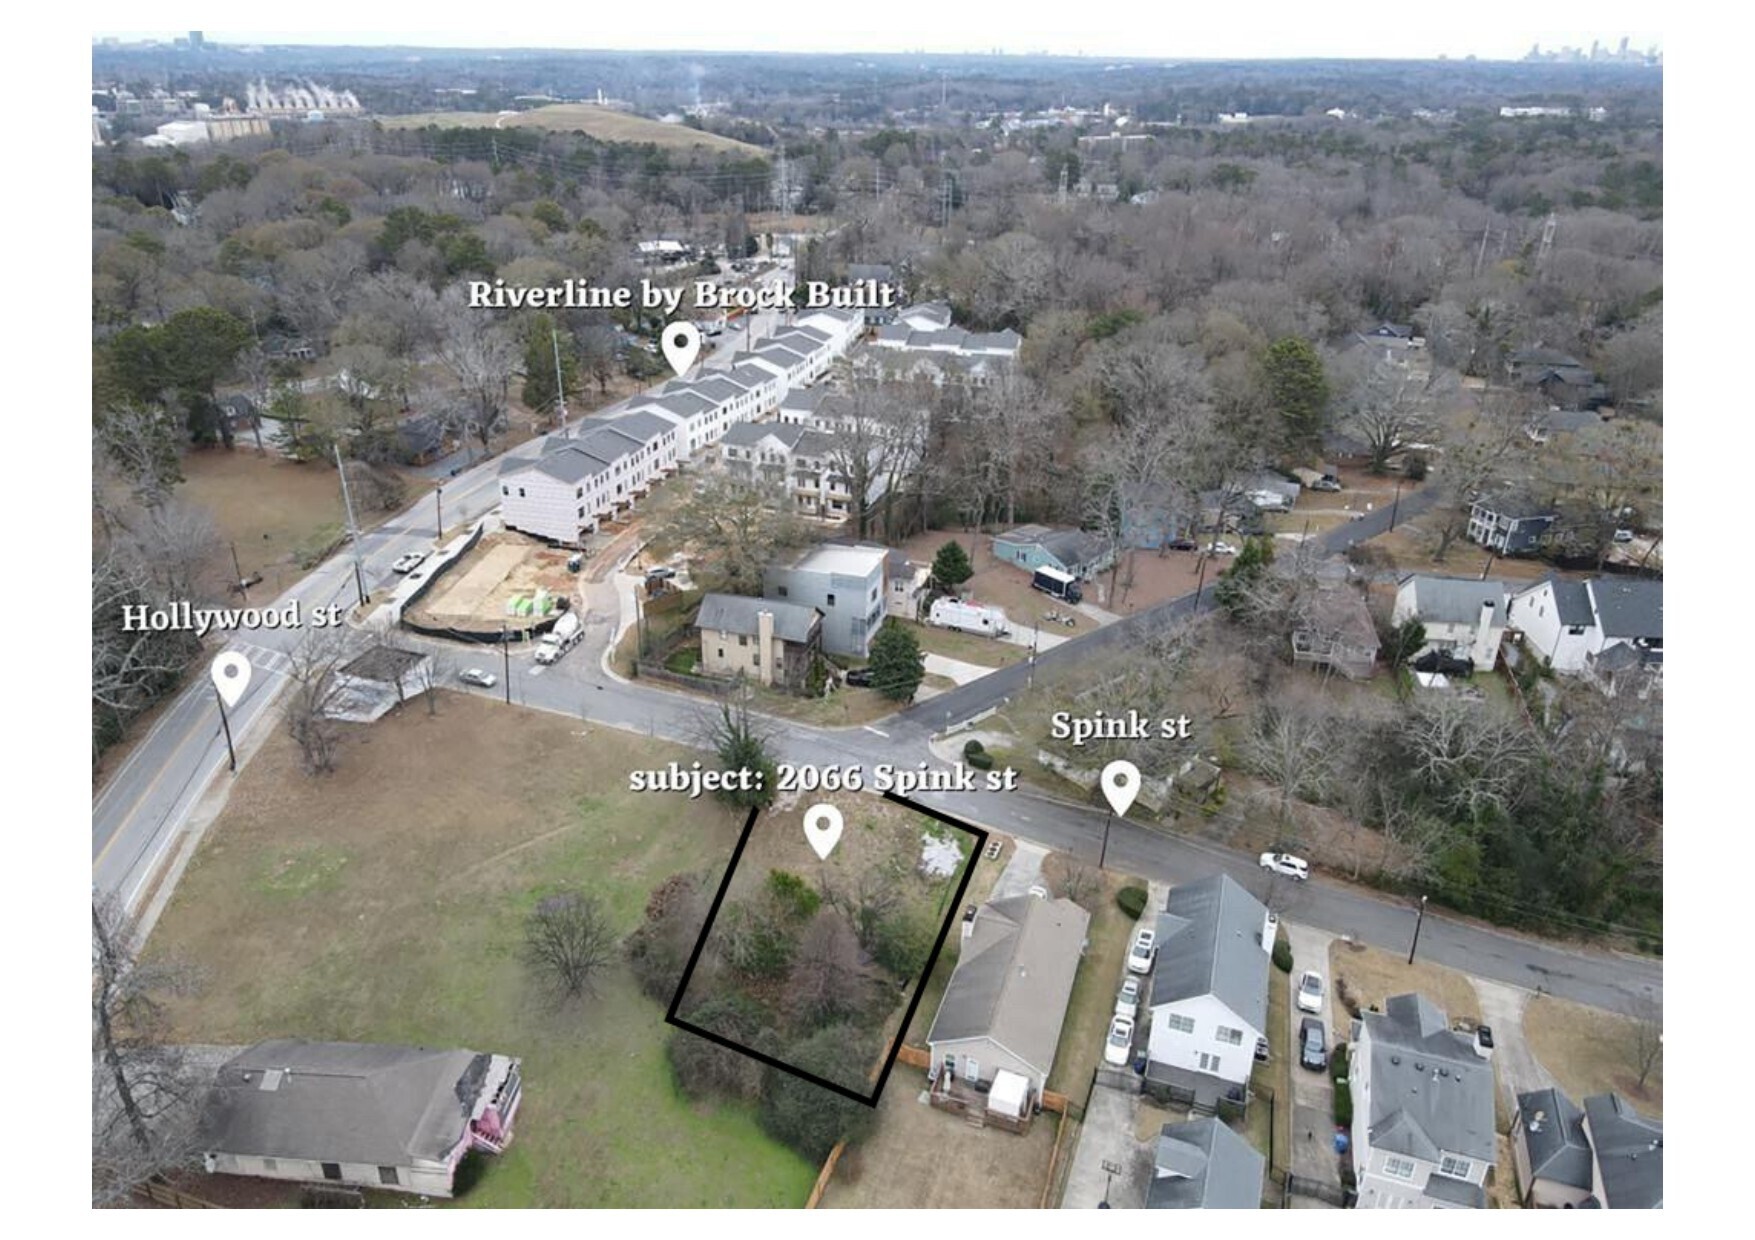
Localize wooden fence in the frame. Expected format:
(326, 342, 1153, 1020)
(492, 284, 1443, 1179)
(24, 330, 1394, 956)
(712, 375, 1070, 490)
(134, 1179, 222, 1209)
(804, 1141, 848, 1209)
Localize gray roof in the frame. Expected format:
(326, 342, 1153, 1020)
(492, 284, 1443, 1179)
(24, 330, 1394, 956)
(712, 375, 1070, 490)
(1361, 994, 1497, 1165)
(1512, 346, 1584, 369)
(651, 390, 714, 417)
(606, 410, 674, 444)
(721, 421, 809, 450)
(995, 524, 1106, 570)
(1475, 490, 1557, 521)
(572, 424, 643, 464)
(695, 593, 821, 644)
(1517, 1087, 1593, 1191)
(530, 444, 613, 483)
(775, 324, 829, 345)
(1588, 579, 1662, 641)
(1149, 874, 1270, 1035)
(926, 895, 1090, 1079)
(199, 1039, 496, 1167)
(1583, 1093, 1663, 1209)
(780, 387, 825, 413)
(1401, 576, 1511, 626)
(1549, 578, 1597, 627)
(1147, 1117, 1264, 1209)
(1527, 408, 1602, 433)
(728, 363, 777, 390)
(1423, 1173, 1488, 1207)
(756, 342, 809, 365)
(689, 375, 746, 402)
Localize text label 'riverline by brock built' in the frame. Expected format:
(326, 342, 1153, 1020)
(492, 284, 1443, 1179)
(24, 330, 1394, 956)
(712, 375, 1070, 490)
(464, 278, 897, 313)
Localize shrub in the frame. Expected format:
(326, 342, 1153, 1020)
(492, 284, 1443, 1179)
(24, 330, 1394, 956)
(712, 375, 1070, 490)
(1403, 451, 1429, 481)
(1332, 1055, 1354, 1129)
(966, 750, 994, 771)
(760, 1025, 878, 1160)
(1117, 886, 1149, 920)
(870, 912, 935, 979)
(766, 870, 821, 921)
(1272, 932, 1293, 973)
(668, 998, 766, 1101)
(962, 738, 986, 757)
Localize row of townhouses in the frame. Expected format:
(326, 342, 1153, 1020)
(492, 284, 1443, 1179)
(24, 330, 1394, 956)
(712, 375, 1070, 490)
(497, 308, 863, 544)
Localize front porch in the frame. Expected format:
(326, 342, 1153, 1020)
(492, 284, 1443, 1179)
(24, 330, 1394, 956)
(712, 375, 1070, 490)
(926, 1068, 1036, 1135)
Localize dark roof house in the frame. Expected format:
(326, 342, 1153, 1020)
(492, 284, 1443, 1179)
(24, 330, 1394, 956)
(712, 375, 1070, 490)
(1147, 1116, 1265, 1209)
(1582, 1093, 1663, 1209)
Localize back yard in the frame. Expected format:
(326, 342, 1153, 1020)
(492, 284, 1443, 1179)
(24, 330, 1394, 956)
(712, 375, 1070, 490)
(144, 694, 816, 1207)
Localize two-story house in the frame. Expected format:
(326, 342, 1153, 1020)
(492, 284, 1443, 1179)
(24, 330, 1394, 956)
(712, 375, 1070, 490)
(1391, 575, 1513, 672)
(1508, 577, 1663, 687)
(1144, 874, 1272, 1109)
(695, 593, 822, 691)
(1511, 1088, 1663, 1209)
(1467, 490, 1558, 555)
(763, 542, 891, 658)
(1351, 993, 1497, 1209)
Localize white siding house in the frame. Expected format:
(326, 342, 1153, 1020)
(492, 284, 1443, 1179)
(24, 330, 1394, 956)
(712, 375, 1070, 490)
(1391, 576, 1513, 671)
(1508, 577, 1663, 681)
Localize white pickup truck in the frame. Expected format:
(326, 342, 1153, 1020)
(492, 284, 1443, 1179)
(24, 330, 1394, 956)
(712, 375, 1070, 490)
(533, 611, 582, 665)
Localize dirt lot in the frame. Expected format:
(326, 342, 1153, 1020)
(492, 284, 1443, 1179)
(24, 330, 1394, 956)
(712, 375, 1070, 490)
(405, 531, 578, 629)
(1327, 942, 1482, 1028)
(897, 530, 1113, 630)
(179, 448, 353, 594)
(818, 1065, 1058, 1208)
(1522, 993, 1663, 1118)
(143, 695, 816, 1207)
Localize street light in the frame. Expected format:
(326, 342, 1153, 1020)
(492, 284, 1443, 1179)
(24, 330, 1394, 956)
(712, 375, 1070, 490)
(1389, 479, 1404, 531)
(435, 483, 444, 545)
(1407, 894, 1429, 965)
(1098, 809, 1115, 870)
(214, 683, 237, 774)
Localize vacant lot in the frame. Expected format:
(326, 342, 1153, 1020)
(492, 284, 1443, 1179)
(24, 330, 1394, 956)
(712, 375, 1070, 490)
(1327, 941, 1482, 1030)
(381, 105, 763, 155)
(818, 1065, 1057, 1209)
(898, 530, 1109, 632)
(1523, 994, 1664, 1118)
(180, 448, 349, 591)
(145, 695, 815, 1207)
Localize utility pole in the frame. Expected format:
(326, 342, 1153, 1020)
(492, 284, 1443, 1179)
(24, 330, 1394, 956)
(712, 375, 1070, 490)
(500, 623, 512, 705)
(229, 542, 249, 605)
(1192, 553, 1210, 613)
(551, 328, 569, 429)
(1473, 223, 1491, 279)
(1389, 479, 1404, 531)
(214, 684, 237, 773)
(434, 484, 444, 545)
(1407, 894, 1429, 965)
(333, 440, 368, 606)
(1098, 809, 1115, 870)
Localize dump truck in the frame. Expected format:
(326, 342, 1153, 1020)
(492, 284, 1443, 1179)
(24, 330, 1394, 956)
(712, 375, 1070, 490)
(927, 597, 1011, 637)
(534, 611, 582, 665)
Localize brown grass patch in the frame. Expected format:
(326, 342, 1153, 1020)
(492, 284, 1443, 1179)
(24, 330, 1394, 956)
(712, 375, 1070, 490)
(1326, 941, 1481, 1031)
(1522, 994, 1663, 1118)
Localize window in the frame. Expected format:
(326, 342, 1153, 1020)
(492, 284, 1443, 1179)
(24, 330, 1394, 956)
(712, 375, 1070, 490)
(717, 648, 724, 659)
(1438, 1155, 1472, 1179)
(1198, 1052, 1221, 1073)
(500, 485, 509, 497)
(576, 487, 584, 498)
(577, 507, 585, 518)
(321, 1163, 343, 1181)
(1216, 1026, 1244, 1045)
(261, 1158, 278, 1174)
(737, 634, 748, 647)
(379, 1166, 400, 1186)
(1384, 1156, 1417, 1181)
(826, 593, 837, 607)
(517, 487, 526, 498)
(776, 585, 788, 598)
(1165, 1013, 1195, 1034)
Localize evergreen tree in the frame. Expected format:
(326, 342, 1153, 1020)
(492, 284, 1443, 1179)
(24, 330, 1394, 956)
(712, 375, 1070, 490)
(1213, 536, 1275, 618)
(1260, 337, 1330, 456)
(521, 312, 578, 415)
(867, 622, 925, 702)
(930, 539, 974, 591)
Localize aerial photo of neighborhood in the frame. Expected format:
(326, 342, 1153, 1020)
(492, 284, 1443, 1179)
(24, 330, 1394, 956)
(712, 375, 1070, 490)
(90, 17, 1664, 1213)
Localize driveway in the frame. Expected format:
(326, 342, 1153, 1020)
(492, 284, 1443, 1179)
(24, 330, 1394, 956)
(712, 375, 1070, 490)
(1474, 978, 1552, 1107)
(1285, 922, 1343, 1186)
(1059, 1083, 1155, 1209)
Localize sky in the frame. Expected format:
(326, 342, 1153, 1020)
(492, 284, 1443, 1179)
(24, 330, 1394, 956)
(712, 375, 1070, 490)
(91, 3, 1664, 63)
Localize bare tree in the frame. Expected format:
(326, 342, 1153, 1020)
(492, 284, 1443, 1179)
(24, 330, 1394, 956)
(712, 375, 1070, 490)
(1401, 695, 1536, 818)
(1426, 389, 1527, 562)
(1241, 696, 1336, 836)
(790, 909, 871, 1024)
(283, 631, 351, 775)
(525, 889, 617, 1001)
(436, 295, 518, 454)
(660, 472, 809, 596)
(1058, 859, 1102, 910)
(1625, 990, 1663, 1092)
(92, 896, 203, 1206)
(1340, 361, 1445, 474)
(95, 405, 183, 507)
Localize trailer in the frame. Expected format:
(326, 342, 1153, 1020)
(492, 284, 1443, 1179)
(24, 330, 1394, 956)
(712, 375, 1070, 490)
(927, 597, 1011, 637)
(1030, 565, 1083, 605)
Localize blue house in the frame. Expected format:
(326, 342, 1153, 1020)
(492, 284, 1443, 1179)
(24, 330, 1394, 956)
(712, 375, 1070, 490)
(991, 524, 1112, 579)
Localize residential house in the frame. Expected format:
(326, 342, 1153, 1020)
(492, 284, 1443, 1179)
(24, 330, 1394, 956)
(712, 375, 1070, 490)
(1144, 874, 1272, 1109)
(720, 422, 891, 522)
(1511, 1088, 1662, 1208)
(1351, 994, 1497, 1209)
(992, 524, 1112, 580)
(1391, 576, 1513, 672)
(1508, 577, 1662, 687)
(1509, 347, 1608, 411)
(198, 1039, 522, 1198)
(1467, 491, 1558, 555)
(926, 893, 1090, 1101)
(392, 413, 446, 466)
(1349, 322, 1426, 369)
(763, 542, 891, 657)
(884, 550, 928, 620)
(695, 593, 823, 691)
(1291, 585, 1380, 680)
(1522, 407, 1603, 446)
(1147, 1117, 1265, 1209)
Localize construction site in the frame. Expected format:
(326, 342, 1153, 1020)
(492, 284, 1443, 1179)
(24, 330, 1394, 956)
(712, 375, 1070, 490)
(401, 530, 580, 638)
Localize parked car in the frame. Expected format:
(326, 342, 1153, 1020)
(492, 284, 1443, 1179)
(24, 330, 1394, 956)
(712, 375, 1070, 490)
(1254, 1036, 1271, 1064)
(1205, 540, 1240, 556)
(1297, 969, 1325, 1014)
(1115, 976, 1141, 1019)
(1310, 476, 1344, 492)
(1475, 1025, 1495, 1058)
(458, 668, 497, 688)
(392, 551, 428, 574)
(1105, 1016, 1135, 1066)
(844, 667, 874, 687)
(1259, 852, 1310, 881)
(1612, 528, 1635, 543)
(1166, 537, 1198, 551)
(1299, 1017, 1328, 1071)
(1126, 927, 1157, 974)
(645, 566, 677, 581)
(566, 553, 584, 572)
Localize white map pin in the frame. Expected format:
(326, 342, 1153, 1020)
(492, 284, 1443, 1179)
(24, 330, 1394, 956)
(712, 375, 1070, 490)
(803, 803, 844, 861)
(1100, 760, 1140, 817)
(211, 651, 252, 710)
(661, 321, 702, 376)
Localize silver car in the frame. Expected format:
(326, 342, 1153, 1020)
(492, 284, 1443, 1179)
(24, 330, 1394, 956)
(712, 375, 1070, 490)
(458, 668, 497, 688)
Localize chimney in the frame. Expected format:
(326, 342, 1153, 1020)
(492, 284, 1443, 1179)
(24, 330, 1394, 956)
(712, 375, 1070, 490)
(757, 610, 775, 687)
(1473, 598, 1498, 670)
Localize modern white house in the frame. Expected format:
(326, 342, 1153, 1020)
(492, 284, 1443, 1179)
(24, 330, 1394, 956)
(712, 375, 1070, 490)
(198, 1039, 522, 1198)
(1508, 577, 1663, 686)
(763, 542, 892, 657)
(1351, 993, 1497, 1209)
(1391, 576, 1514, 671)
(1144, 874, 1272, 1109)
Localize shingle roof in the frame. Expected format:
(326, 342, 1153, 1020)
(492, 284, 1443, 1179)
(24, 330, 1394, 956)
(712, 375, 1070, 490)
(695, 593, 821, 644)
(1583, 1093, 1663, 1209)
(531, 445, 613, 483)
(1588, 579, 1662, 641)
(606, 410, 674, 444)
(1423, 1173, 1487, 1207)
(1402, 576, 1512, 626)
(926, 895, 1090, 1080)
(1549, 578, 1596, 627)
(1517, 1087, 1593, 1191)
(1149, 874, 1270, 1035)
(1362, 994, 1497, 1165)
(728, 363, 777, 390)
(721, 421, 809, 450)
(199, 1040, 496, 1167)
(1146, 1117, 1265, 1209)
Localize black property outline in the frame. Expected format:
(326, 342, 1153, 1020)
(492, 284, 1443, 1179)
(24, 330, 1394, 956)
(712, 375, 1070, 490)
(664, 791, 989, 1107)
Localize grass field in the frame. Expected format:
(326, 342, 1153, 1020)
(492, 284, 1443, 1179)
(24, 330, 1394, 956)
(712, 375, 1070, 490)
(1522, 994, 1664, 1118)
(1043, 864, 1131, 1097)
(380, 105, 764, 155)
(902, 620, 1031, 669)
(145, 694, 816, 1207)
(1251, 948, 1294, 1180)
